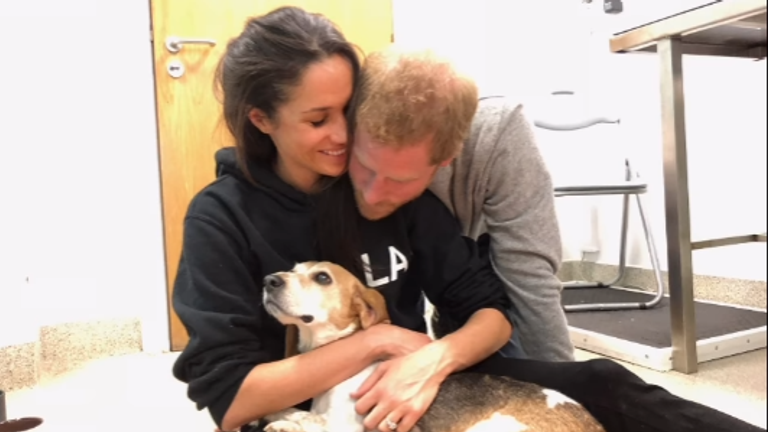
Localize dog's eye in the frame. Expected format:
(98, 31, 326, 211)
(314, 272, 332, 285)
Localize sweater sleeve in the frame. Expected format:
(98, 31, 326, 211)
(407, 191, 513, 329)
(480, 102, 575, 361)
(171, 213, 281, 428)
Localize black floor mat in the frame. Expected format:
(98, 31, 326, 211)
(562, 287, 767, 348)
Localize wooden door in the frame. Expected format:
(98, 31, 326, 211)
(150, 0, 393, 351)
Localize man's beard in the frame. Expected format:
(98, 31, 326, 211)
(353, 187, 399, 221)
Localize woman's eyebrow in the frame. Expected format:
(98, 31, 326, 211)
(302, 107, 331, 114)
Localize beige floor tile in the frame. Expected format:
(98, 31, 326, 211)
(5, 353, 215, 432)
(4, 349, 766, 430)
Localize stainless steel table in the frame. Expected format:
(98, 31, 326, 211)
(609, 0, 767, 374)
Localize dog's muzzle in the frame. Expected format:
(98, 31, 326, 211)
(262, 274, 315, 324)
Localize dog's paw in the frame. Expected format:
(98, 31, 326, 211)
(264, 420, 304, 432)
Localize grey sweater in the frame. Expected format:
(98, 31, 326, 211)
(429, 95, 575, 362)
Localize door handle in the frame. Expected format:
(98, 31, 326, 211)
(165, 36, 216, 53)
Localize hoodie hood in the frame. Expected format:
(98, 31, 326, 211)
(214, 146, 312, 209)
(214, 146, 244, 179)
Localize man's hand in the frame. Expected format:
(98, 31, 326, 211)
(351, 346, 446, 432)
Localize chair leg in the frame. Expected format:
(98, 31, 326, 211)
(563, 193, 666, 313)
(635, 193, 665, 309)
(563, 193, 631, 289)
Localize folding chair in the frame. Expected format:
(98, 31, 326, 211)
(533, 91, 665, 312)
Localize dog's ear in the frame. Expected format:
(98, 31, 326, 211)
(352, 283, 391, 329)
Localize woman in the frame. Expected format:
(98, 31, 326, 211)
(174, 7, 508, 432)
(171, 6, 764, 432)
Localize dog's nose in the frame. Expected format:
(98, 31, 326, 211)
(264, 274, 285, 291)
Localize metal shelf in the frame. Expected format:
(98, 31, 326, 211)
(611, 0, 766, 59)
(608, 0, 767, 374)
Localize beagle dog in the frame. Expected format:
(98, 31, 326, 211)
(260, 261, 605, 432)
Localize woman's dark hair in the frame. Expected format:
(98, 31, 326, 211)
(215, 6, 361, 172)
(215, 6, 365, 278)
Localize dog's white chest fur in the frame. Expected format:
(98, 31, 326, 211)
(263, 362, 380, 432)
(310, 362, 380, 432)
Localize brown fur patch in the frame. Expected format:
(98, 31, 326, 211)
(318, 263, 390, 331)
(416, 373, 605, 432)
(351, 283, 390, 329)
(284, 325, 299, 358)
(278, 262, 390, 360)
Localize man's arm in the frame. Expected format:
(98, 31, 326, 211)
(404, 187, 517, 360)
(352, 192, 515, 431)
(480, 100, 575, 361)
(421, 308, 511, 380)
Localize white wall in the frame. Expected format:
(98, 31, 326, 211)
(0, 0, 169, 350)
(394, 0, 767, 282)
(587, 0, 767, 282)
(1, 0, 765, 349)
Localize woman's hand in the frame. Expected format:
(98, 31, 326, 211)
(363, 324, 432, 360)
(351, 344, 448, 432)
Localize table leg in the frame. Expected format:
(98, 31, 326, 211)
(658, 37, 698, 374)
(0, 389, 6, 423)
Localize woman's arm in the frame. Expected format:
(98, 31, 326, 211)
(223, 330, 377, 430)
(223, 324, 430, 430)
(174, 213, 387, 430)
(173, 206, 430, 431)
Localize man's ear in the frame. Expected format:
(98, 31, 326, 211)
(248, 108, 275, 134)
(352, 284, 391, 329)
(438, 156, 455, 168)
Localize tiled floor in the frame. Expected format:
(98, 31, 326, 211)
(4, 349, 766, 431)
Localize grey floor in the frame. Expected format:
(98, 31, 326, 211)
(5, 349, 766, 431)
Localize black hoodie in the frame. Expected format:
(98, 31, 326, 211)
(171, 147, 512, 428)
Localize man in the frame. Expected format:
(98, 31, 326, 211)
(347, 46, 574, 362)
(340, 46, 764, 432)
